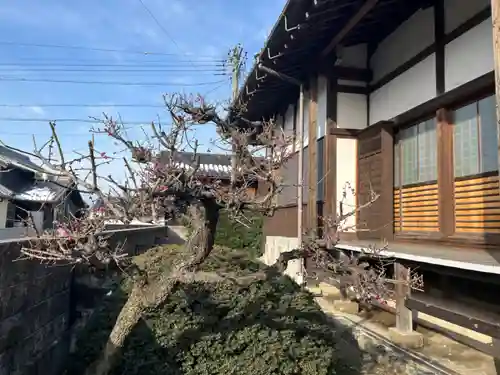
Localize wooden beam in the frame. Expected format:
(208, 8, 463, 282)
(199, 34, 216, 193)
(492, 0, 500, 178)
(436, 108, 455, 237)
(337, 84, 369, 95)
(308, 76, 318, 234)
(321, 0, 379, 57)
(380, 123, 394, 241)
(329, 128, 362, 138)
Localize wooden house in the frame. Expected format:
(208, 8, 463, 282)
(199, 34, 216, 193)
(235, 0, 500, 273)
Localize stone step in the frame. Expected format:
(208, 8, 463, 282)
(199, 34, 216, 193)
(307, 281, 342, 298)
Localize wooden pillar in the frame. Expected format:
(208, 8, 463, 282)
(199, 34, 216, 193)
(380, 123, 394, 241)
(492, 0, 500, 175)
(307, 76, 318, 234)
(394, 262, 415, 333)
(324, 79, 338, 247)
(437, 108, 455, 236)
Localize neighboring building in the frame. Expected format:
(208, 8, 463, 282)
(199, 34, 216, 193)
(0, 146, 86, 239)
(235, 0, 498, 264)
(157, 151, 259, 198)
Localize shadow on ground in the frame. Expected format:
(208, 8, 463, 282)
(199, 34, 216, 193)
(66, 250, 368, 375)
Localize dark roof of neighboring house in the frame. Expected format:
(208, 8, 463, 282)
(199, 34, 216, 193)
(0, 145, 85, 205)
(0, 145, 47, 173)
(159, 151, 233, 179)
(12, 180, 69, 203)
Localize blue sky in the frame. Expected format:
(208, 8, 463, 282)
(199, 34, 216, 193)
(0, 0, 285, 181)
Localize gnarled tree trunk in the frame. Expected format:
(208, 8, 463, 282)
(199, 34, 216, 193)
(85, 199, 220, 375)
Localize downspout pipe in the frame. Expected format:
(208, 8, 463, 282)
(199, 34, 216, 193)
(257, 64, 305, 282)
(296, 85, 304, 248)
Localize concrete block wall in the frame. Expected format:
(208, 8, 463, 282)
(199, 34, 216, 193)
(0, 239, 72, 375)
(0, 224, 169, 375)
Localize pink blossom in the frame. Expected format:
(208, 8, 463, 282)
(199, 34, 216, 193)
(56, 227, 70, 237)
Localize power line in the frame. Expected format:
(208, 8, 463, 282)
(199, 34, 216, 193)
(0, 117, 169, 124)
(0, 57, 224, 63)
(1, 131, 95, 137)
(137, 0, 194, 64)
(0, 77, 229, 86)
(0, 62, 224, 67)
(0, 103, 166, 108)
(0, 68, 227, 74)
(0, 40, 215, 57)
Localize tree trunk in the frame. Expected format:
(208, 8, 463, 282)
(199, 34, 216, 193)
(180, 199, 220, 271)
(84, 199, 220, 375)
(84, 285, 144, 375)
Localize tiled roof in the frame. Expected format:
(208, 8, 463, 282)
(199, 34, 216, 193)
(159, 151, 233, 179)
(13, 180, 68, 203)
(0, 184, 12, 199)
(0, 145, 85, 205)
(0, 146, 46, 173)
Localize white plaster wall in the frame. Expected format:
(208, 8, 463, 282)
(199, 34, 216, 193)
(317, 75, 328, 139)
(369, 54, 436, 124)
(261, 236, 304, 284)
(284, 104, 294, 137)
(337, 93, 367, 129)
(444, 19, 494, 92)
(0, 201, 8, 228)
(370, 7, 435, 82)
(339, 44, 367, 69)
(336, 138, 357, 232)
(444, 0, 490, 33)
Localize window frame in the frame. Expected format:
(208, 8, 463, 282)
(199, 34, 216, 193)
(452, 93, 498, 180)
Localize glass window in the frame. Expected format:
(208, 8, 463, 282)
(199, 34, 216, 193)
(394, 119, 437, 186)
(418, 119, 437, 183)
(453, 95, 499, 178)
(479, 95, 498, 174)
(400, 125, 418, 185)
(454, 102, 479, 178)
(394, 139, 400, 187)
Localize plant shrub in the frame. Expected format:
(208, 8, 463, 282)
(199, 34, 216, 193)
(214, 211, 263, 254)
(183, 210, 264, 254)
(68, 247, 360, 375)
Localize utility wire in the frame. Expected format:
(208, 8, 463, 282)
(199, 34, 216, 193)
(0, 117, 167, 124)
(0, 77, 228, 86)
(0, 62, 224, 67)
(0, 103, 166, 108)
(0, 68, 227, 73)
(136, 0, 195, 66)
(1, 57, 224, 63)
(1, 131, 97, 137)
(0, 40, 211, 57)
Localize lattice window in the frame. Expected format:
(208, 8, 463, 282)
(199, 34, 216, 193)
(395, 119, 437, 187)
(453, 95, 498, 178)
